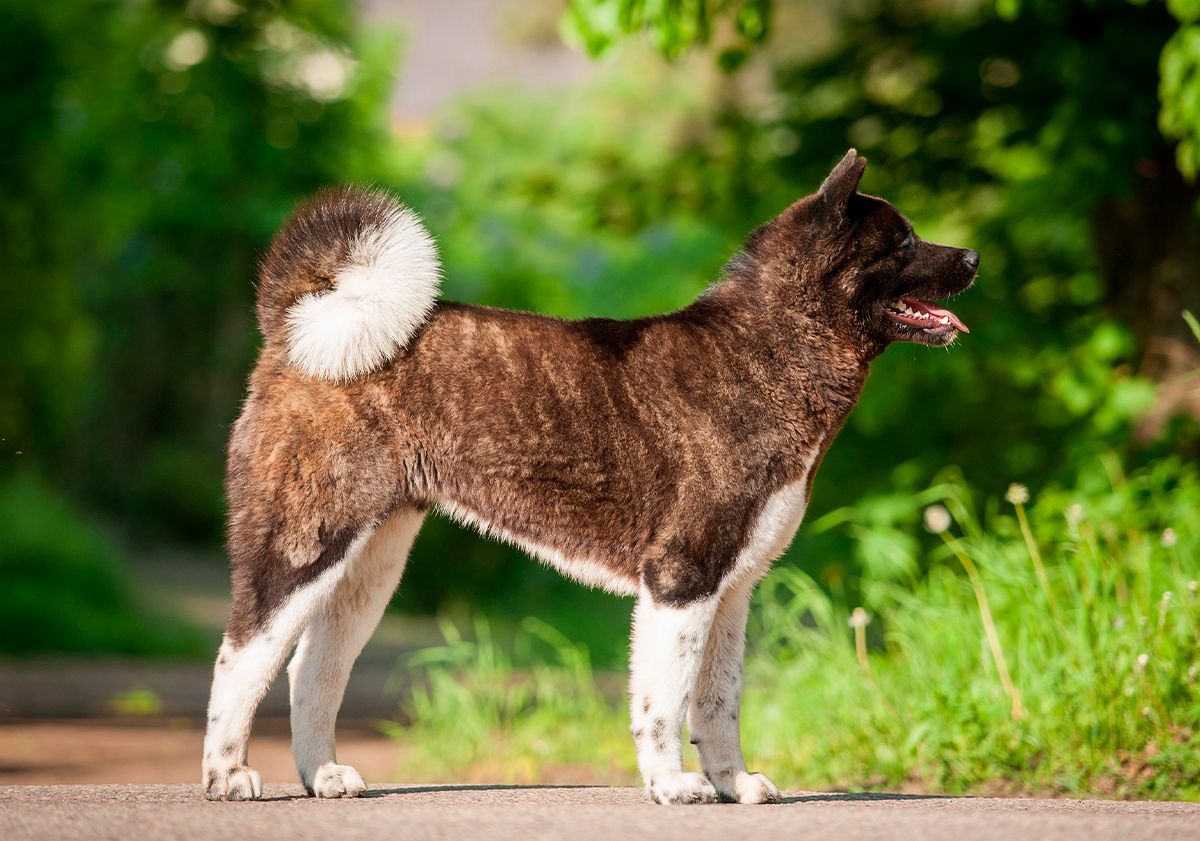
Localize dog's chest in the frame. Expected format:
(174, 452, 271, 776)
(731, 447, 822, 582)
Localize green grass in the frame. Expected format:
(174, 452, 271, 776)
(382, 616, 632, 783)
(387, 455, 1200, 799)
(0, 475, 208, 656)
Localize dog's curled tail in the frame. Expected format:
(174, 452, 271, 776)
(257, 186, 441, 381)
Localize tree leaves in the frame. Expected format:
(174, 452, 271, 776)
(1160, 22, 1200, 177)
(562, 0, 769, 65)
(563, 0, 1200, 180)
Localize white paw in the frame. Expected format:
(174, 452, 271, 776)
(204, 765, 263, 801)
(733, 771, 780, 804)
(305, 763, 367, 799)
(647, 771, 719, 805)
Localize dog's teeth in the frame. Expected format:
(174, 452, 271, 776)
(939, 316, 950, 325)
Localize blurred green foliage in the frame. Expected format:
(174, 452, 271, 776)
(0, 475, 205, 655)
(1, 0, 397, 543)
(1157, 0, 1200, 174)
(0, 0, 1197, 659)
(562, 0, 770, 69)
(570, 0, 1200, 178)
(398, 0, 1197, 648)
(386, 615, 623, 781)
(0, 0, 400, 652)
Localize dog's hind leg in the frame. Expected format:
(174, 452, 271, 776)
(202, 525, 378, 801)
(686, 575, 779, 804)
(628, 587, 720, 804)
(287, 508, 424, 798)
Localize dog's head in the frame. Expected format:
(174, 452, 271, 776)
(749, 149, 977, 350)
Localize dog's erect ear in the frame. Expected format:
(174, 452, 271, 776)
(819, 148, 867, 212)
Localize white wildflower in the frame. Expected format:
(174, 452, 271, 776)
(1066, 504, 1084, 525)
(1005, 483, 1030, 506)
(1188, 580, 1197, 594)
(1135, 653, 1149, 673)
(848, 607, 871, 629)
(923, 504, 952, 535)
(1161, 528, 1177, 548)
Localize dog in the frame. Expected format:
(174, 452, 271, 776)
(201, 149, 977, 804)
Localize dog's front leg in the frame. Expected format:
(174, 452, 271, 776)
(629, 587, 720, 804)
(687, 577, 779, 804)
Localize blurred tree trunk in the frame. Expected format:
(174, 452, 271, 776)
(1094, 145, 1200, 441)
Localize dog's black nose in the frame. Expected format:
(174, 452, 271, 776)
(962, 249, 980, 271)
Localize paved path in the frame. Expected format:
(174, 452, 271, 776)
(3, 784, 1197, 841)
(0, 719, 407, 787)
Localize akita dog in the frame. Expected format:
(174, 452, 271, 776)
(202, 150, 977, 804)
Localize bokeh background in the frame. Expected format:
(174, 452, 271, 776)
(1, 0, 1198, 797)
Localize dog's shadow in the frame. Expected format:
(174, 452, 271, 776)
(780, 791, 953, 804)
(364, 784, 611, 798)
(254, 784, 630, 803)
(254, 784, 955, 803)
(362, 785, 954, 804)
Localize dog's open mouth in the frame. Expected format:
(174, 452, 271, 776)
(884, 297, 969, 334)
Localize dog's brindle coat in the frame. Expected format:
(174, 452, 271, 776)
(202, 150, 978, 803)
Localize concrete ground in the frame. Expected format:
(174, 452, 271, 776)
(3, 784, 1198, 841)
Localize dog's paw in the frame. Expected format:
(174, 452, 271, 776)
(647, 771, 719, 805)
(733, 771, 780, 804)
(204, 765, 263, 802)
(304, 763, 367, 799)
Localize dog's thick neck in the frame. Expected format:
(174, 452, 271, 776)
(699, 260, 875, 443)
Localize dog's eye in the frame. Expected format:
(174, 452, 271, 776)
(901, 234, 915, 251)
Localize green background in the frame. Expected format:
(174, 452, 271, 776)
(1, 0, 1197, 667)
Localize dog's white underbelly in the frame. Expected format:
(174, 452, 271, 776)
(437, 444, 819, 599)
(437, 500, 641, 597)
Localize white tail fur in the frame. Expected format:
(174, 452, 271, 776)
(283, 198, 440, 381)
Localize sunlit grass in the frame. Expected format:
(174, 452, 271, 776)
(744, 457, 1199, 799)
(383, 616, 634, 784)
(386, 457, 1200, 799)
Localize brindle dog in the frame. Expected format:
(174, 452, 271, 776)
(202, 150, 977, 804)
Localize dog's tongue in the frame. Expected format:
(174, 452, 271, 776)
(903, 298, 969, 333)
